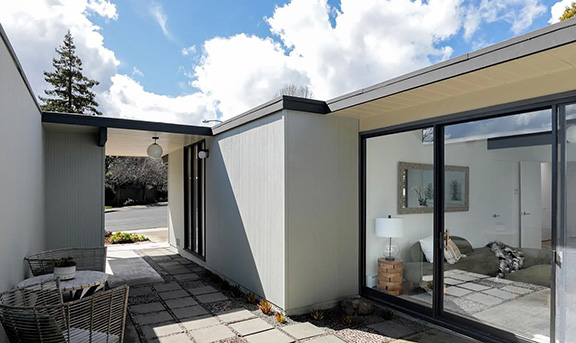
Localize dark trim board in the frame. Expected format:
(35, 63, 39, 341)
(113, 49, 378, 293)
(42, 112, 213, 136)
(487, 131, 552, 150)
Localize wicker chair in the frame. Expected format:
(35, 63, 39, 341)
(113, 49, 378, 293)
(0, 279, 129, 343)
(25, 247, 108, 276)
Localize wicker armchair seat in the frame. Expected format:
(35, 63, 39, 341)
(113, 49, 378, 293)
(0, 279, 129, 343)
(25, 247, 107, 276)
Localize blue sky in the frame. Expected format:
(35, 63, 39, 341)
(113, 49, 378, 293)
(0, 0, 572, 124)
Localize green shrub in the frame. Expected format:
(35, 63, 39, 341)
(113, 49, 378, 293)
(108, 231, 149, 244)
(381, 309, 394, 320)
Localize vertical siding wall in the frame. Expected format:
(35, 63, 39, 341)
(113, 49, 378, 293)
(0, 33, 46, 343)
(285, 111, 359, 313)
(0, 35, 45, 292)
(44, 130, 104, 248)
(205, 114, 286, 308)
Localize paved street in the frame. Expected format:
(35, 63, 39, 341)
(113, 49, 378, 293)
(105, 204, 168, 232)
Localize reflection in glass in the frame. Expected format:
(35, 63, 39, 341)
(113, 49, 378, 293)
(444, 110, 552, 342)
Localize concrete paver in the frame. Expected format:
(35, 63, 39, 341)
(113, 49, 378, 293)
(154, 283, 183, 293)
(172, 305, 209, 319)
(306, 336, 346, 343)
(134, 311, 173, 325)
(217, 309, 256, 323)
(130, 302, 165, 314)
(367, 320, 415, 339)
(165, 297, 198, 309)
(159, 290, 189, 300)
(181, 315, 221, 331)
(189, 324, 236, 343)
(196, 292, 228, 303)
(174, 273, 200, 281)
(229, 318, 273, 336)
(188, 285, 218, 295)
(155, 333, 193, 343)
(245, 329, 295, 343)
(141, 322, 183, 339)
(281, 322, 325, 340)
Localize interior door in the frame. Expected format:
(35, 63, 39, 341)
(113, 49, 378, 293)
(520, 160, 542, 249)
(490, 160, 517, 246)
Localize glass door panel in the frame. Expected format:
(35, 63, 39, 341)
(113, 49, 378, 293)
(443, 110, 552, 342)
(556, 103, 576, 343)
(364, 128, 434, 306)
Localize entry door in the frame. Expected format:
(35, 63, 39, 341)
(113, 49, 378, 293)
(520, 161, 542, 249)
(184, 141, 206, 258)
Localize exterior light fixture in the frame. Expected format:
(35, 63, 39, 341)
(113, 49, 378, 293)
(198, 149, 209, 159)
(567, 125, 576, 143)
(202, 119, 223, 124)
(147, 136, 163, 159)
(375, 215, 403, 261)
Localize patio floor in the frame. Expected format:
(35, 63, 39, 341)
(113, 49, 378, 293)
(106, 246, 480, 343)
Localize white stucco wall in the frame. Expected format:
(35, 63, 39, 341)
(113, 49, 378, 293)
(285, 111, 359, 313)
(44, 128, 105, 249)
(0, 33, 46, 342)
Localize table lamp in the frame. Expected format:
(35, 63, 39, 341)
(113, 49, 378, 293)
(375, 215, 403, 260)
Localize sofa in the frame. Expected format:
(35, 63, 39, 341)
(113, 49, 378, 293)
(403, 236, 552, 287)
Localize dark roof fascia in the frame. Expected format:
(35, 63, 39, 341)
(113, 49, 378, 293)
(327, 18, 576, 112)
(212, 95, 330, 135)
(0, 23, 42, 113)
(42, 112, 213, 136)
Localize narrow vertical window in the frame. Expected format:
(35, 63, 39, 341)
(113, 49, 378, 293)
(184, 140, 206, 258)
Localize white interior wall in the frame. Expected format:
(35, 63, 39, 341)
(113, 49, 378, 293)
(285, 111, 359, 314)
(366, 131, 553, 277)
(0, 35, 46, 343)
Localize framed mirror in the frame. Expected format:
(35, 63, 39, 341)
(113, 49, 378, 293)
(398, 162, 469, 214)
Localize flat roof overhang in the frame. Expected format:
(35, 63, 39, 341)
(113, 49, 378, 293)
(327, 19, 576, 132)
(42, 112, 212, 157)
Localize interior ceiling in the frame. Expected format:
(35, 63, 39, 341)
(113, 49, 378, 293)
(105, 129, 206, 157)
(333, 43, 576, 132)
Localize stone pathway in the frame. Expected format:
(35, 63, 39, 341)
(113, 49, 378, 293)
(106, 247, 480, 343)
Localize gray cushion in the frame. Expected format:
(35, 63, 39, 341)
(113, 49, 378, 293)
(507, 264, 551, 287)
(408, 236, 473, 262)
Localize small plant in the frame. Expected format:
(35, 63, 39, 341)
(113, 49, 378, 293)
(310, 309, 324, 321)
(426, 281, 434, 290)
(339, 314, 355, 326)
(245, 292, 257, 304)
(381, 309, 394, 320)
(220, 279, 231, 291)
(230, 284, 242, 298)
(275, 312, 285, 323)
(108, 231, 149, 244)
(258, 299, 273, 314)
(54, 257, 76, 267)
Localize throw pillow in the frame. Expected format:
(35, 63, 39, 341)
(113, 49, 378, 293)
(419, 235, 434, 263)
(445, 239, 464, 264)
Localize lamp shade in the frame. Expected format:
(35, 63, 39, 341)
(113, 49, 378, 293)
(567, 125, 576, 143)
(147, 142, 163, 159)
(375, 217, 403, 238)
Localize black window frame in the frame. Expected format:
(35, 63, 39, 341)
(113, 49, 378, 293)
(184, 140, 206, 260)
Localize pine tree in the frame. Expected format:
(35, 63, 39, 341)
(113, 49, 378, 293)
(39, 30, 102, 115)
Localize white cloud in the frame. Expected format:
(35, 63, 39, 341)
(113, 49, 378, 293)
(86, 0, 118, 20)
(0, 0, 556, 125)
(181, 45, 196, 56)
(550, 0, 574, 24)
(463, 0, 547, 41)
(150, 3, 173, 41)
(100, 75, 214, 124)
(132, 67, 144, 77)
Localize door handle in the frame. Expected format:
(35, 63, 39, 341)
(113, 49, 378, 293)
(492, 214, 501, 218)
(522, 211, 530, 215)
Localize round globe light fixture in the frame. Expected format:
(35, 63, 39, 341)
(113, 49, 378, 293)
(198, 149, 209, 159)
(567, 125, 576, 143)
(147, 137, 163, 159)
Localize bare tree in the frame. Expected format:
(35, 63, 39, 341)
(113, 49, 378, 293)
(106, 157, 167, 204)
(275, 84, 314, 99)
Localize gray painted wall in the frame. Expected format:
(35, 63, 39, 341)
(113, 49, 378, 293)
(0, 33, 46, 342)
(45, 129, 104, 249)
(285, 111, 359, 313)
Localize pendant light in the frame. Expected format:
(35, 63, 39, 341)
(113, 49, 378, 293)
(147, 136, 163, 159)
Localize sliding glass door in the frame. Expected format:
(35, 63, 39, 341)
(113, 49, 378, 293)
(443, 110, 553, 342)
(361, 101, 572, 343)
